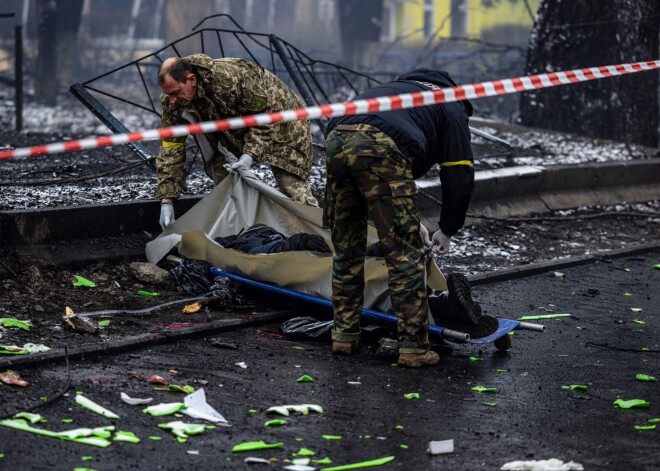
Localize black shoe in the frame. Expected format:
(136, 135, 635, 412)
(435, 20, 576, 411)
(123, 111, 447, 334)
(446, 273, 482, 325)
(440, 314, 499, 339)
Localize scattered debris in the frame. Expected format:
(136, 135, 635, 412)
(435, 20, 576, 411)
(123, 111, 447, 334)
(158, 421, 213, 443)
(294, 448, 316, 456)
(136, 290, 159, 297)
(500, 458, 584, 470)
(403, 393, 419, 400)
(64, 307, 99, 334)
(72, 276, 97, 288)
(120, 392, 153, 405)
(0, 343, 51, 355)
(182, 389, 230, 426)
(0, 419, 112, 448)
(427, 439, 454, 455)
(472, 386, 497, 393)
(232, 440, 284, 453)
(297, 375, 314, 383)
(264, 419, 287, 427)
(0, 318, 32, 330)
(561, 385, 588, 391)
(148, 375, 169, 385)
(75, 394, 120, 420)
(613, 398, 650, 409)
(129, 262, 174, 287)
(266, 404, 324, 416)
(207, 338, 239, 349)
(0, 370, 30, 387)
(235, 362, 248, 369)
(636, 374, 657, 382)
(244, 457, 271, 464)
(13, 412, 45, 423)
(517, 314, 571, 321)
(634, 425, 656, 431)
(142, 402, 187, 417)
(320, 455, 395, 470)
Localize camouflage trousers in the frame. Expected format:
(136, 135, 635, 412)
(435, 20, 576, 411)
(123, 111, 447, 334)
(324, 123, 429, 353)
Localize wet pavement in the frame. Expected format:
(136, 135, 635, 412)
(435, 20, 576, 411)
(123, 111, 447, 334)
(0, 250, 658, 470)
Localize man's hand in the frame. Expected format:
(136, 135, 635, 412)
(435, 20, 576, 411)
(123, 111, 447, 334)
(420, 224, 432, 248)
(229, 153, 253, 172)
(431, 230, 451, 255)
(160, 201, 175, 231)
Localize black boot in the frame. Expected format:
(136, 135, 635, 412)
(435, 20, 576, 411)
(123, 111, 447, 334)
(446, 273, 482, 325)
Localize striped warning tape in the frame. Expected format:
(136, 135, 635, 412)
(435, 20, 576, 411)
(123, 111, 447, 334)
(1, 59, 658, 161)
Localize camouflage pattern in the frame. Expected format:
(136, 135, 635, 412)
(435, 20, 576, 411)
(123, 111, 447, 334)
(155, 54, 313, 199)
(272, 167, 318, 206)
(325, 123, 430, 353)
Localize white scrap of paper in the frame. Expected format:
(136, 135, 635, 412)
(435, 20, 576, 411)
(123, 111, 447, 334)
(182, 388, 230, 426)
(427, 439, 454, 455)
(235, 362, 248, 369)
(500, 459, 584, 471)
(120, 392, 153, 405)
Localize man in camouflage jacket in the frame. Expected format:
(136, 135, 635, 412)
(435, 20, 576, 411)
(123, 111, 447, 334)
(324, 68, 474, 368)
(156, 54, 317, 230)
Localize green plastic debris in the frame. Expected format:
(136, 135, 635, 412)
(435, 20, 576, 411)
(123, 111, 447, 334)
(613, 398, 650, 409)
(633, 319, 646, 325)
(483, 402, 497, 407)
(623, 292, 633, 296)
(264, 419, 287, 427)
(248, 409, 257, 413)
(630, 307, 643, 312)
(403, 393, 419, 400)
(642, 347, 650, 352)
(562, 385, 588, 391)
(553, 271, 565, 278)
(0, 453, 4, 458)
(469, 356, 483, 362)
(61, 419, 73, 424)
(652, 264, 660, 270)
(266, 404, 323, 416)
(0, 419, 112, 448)
(322, 435, 342, 440)
(73, 468, 96, 471)
(295, 437, 304, 442)
(647, 418, 660, 423)
(158, 421, 211, 443)
(297, 375, 314, 382)
(313, 458, 333, 464)
(97, 320, 111, 327)
(634, 425, 656, 431)
(400, 444, 408, 449)
(75, 395, 120, 420)
(395, 425, 404, 431)
(636, 374, 657, 382)
(59, 426, 115, 440)
(81, 456, 93, 461)
(113, 431, 140, 444)
(73, 276, 96, 287)
(143, 402, 187, 416)
(321, 455, 395, 471)
(148, 436, 162, 440)
(167, 384, 195, 394)
(471, 386, 497, 393)
(508, 331, 515, 336)
(495, 369, 509, 372)
(0, 318, 32, 330)
(136, 290, 159, 297)
(40, 396, 48, 401)
(14, 412, 45, 424)
(293, 458, 311, 466)
(624, 268, 631, 272)
(294, 448, 316, 456)
(517, 313, 571, 321)
(0, 345, 29, 355)
(231, 440, 284, 453)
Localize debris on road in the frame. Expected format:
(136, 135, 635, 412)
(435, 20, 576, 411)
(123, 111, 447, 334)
(119, 392, 153, 405)
(181, 388, 230, 426)
(266, 404, 324, 416)
(500, 458, 584, 470)
(74, 394, 120, 420)
(427, 439, 454, 455)
(0, 318, 32, 330)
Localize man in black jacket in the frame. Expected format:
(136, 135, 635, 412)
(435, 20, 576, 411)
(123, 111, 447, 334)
(324, 68, 474, 368)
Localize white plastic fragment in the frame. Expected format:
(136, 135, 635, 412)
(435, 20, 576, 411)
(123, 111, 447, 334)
(187, 450, 200, 455)
(235, 362, 248, 369)
(284, 466, 316, 471)
(500, 459, 584, 471)
(427, 439, 454, 455)
(266, 404, 324, 416)
(292, 458, 311, 465)
(347, 381, 361, 385)
(120, 392, 153, 405)
(22, 343, 51, 353)
(75, 394, 120, 419)
(182, 388, 230, 426)
(244, 457, 271, 464)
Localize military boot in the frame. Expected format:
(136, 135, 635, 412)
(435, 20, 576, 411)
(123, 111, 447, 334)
(398, 350, 440, 368)
(332, 340, 358, 355)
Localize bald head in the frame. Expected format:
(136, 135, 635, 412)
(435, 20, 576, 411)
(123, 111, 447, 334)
(158, 57, 192, 86)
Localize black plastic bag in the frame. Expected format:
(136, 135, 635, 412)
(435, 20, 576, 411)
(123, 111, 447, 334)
(280, 316, 333, 341)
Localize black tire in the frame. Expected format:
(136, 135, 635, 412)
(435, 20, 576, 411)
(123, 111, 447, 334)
(494, 334, 512, 351)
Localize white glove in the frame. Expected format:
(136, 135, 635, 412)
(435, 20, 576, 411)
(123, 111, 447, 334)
(159, 202, 175, 231)
(229, 153, 253, 172)
(431, 230, 451, 255)
(420, 224, 432, 248)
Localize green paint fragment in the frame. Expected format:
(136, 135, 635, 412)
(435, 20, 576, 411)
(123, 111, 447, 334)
(231, 440, 284, 453)
(264, 419, 286, 427)
(295, 437, 304, 442)
(292, 346, 309, 350)
(149, 436, 162, 440)
(623, 292, 633, 296)
(0, 345, 29, 355)
(634, 425, 656, 431)
(81, 456, 93, 461)
(624, 268, 631, 272)
(294, 448, 316, 456)
(321, 455, 395, 471)
(113, 431, 140, 444)
(495, 369, 509, 372)
(553, 271, 565, 278)
(136, 290, 159, 297)
(403, 393, 419, 400)
(613, 398, 650, 409)
(633, 319, 645, 325)
(13, 413, 45, 424)
(469, 356, 483, 362)
(636, 374, 657, 382)
(40, 396, 48, 401)
(395, 425, 404, 431)
(630, 307, 643, 312)
(97, 320, 111, 327)
(558, 354, 570, 357)
(400, 444, 408, 449)
(76, 391, 83, 395)
(471, 385, 497, 393)
(313, 457, 333, 464)
(483, 402, 497, 407)
(142, 402, 187, 417)
(73, 276, 96, 287)
(517, 313, 571, 321)
(562, 385, 588, 391)
(0, 419, 112, 448)
(642, 347, 650, 351)
(158, 421, 210, 443)
(647, 418, 660, 423)
(248, 409, 257, 413)
(166, 384, 195, 394)
(75, 395, 120, 420)
(390, 363, 398, 367)
(652, 264, 660, 270)
(364, 435, 372, 439)
(0, 318, 32, 330)
(297, 375, 314, 383)
(73, 468, 95, 471)
(322, 435, 342, 440)
(0, 453, 4, 458)
(508, 331, 515, 336)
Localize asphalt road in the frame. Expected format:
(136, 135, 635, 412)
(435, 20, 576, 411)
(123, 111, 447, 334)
(0, 251, 658, 470)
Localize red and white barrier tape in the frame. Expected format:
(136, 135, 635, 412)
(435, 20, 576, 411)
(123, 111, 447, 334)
(1, 59, 658, 161)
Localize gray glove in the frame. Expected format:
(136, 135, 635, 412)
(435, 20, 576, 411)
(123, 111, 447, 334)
(229, 153, 253, 172)
(431, 230, 451, 255)
(159, 202, 175, 231)
(420, 223, 432, 248)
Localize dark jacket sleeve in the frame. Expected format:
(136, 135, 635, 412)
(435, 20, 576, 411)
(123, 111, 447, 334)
(438, 103, 474, 237)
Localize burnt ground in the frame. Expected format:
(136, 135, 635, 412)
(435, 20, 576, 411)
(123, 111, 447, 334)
(0, 251, 658, 470)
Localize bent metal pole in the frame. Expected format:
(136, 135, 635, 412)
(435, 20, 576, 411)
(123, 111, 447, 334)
(1, 58, 659, 161)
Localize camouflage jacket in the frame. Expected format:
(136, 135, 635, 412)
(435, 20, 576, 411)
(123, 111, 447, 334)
(155, 54, 312, 199)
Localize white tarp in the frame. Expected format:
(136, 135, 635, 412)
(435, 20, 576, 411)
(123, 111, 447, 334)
(145, 168, 446, 312)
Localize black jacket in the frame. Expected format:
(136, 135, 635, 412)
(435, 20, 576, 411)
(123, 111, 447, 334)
(327, 68, 474, 237)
